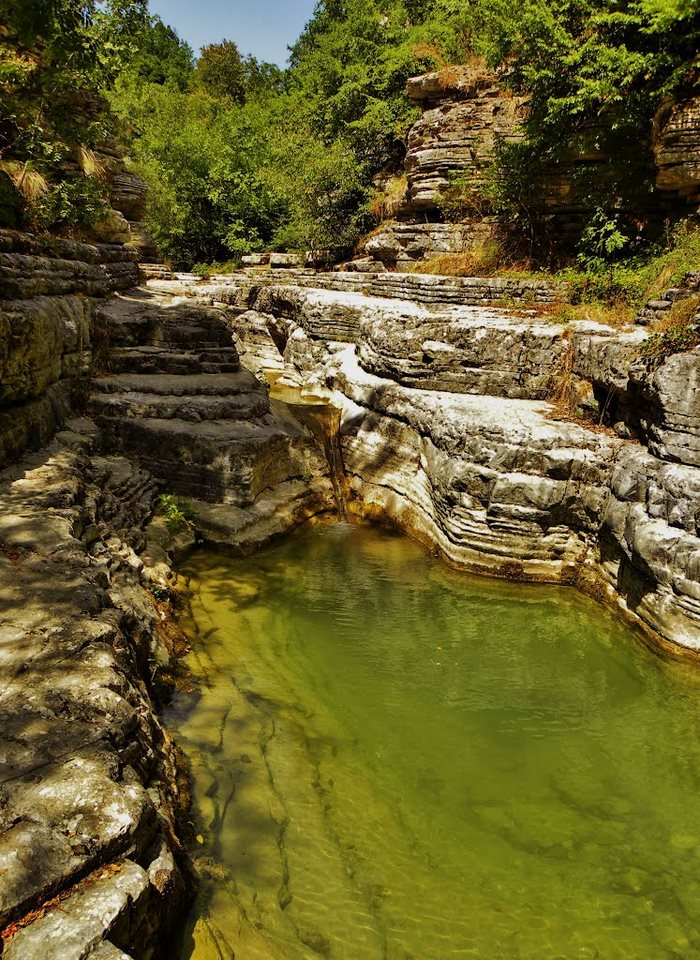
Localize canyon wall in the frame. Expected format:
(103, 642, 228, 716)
(0, 230, 139, 465)
(147, 268, 700, 653)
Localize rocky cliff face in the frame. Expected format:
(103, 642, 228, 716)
(2, 253, 700, 954)
(365, 66, 524, 268)
(147, 268, 700, 653)
(0, 230, 139, 466)
(364, 70, 700, 269)
(0, 419, 191, 959)
(654, 95, 700, 205)
(403, 68, 524, 216)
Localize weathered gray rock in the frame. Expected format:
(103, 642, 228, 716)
(0, 231, 139, 299)
(92, 207, 132, 245)
(270, 252, 304, 269)
(631, 349, 700, 467)
(0, 427, 189, 956)
(364, 221, 498, 266)
(356, 301, 592, 399)
(333, 347, 616, 576)
(0, 295, 91, 405)
(92, 289, 333, 508)
(109, 171, 148, 222)
(0, 231, 143, 468)
(404, 67, 524, 215)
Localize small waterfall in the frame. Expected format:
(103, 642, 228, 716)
(270, 383, 350, 521)
(320, 406, 349, 521)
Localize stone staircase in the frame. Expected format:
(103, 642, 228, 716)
(91, 291, 330, 508)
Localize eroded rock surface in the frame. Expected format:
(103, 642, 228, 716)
(0, 422, 189, 958)
(1, 255, 700, 956)
(163, 271, 700, 651)
(0, 230, 139, 466)
(654, 95, 700, 203)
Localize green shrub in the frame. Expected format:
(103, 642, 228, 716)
(158, 493, 196, 532)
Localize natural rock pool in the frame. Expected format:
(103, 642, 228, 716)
(167, 521, 700, 960)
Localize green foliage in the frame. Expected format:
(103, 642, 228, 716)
(577, 210, 629, 268)
(0, 0, 148, 230)
(287, 0, 461, 169)
(33, 174, 109, 231)
(192, 40, 247, 103)
(641, 311, 700, 362)
(269, 133, 370, 253)
(125, 16, 193, 89)
(158, 493, 195, 531)
(562, 220, 700, 308)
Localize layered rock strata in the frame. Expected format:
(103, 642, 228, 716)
(0, 422, 189, 959)
(654, 95, 700, 205)
(0, 276, 341, 954)
(1, 259, 699, 956)
(152, 271, 700, 652)
(90, 289, 336, 547)
(0, 230, 139, 465)
(403, 68, 524, 216)
(363, 70, 700, 269)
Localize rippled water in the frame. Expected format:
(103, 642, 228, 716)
(166, 521, 700, 960)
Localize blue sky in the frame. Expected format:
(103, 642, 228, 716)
(148, 0, 319, 66)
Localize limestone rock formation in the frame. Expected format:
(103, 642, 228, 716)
(362, 68, 700, 270)
(90, 290, 336, 545)
(155, 270, 700, 651)
(97, 144, 159, 260)
(654, 96, 700, 204)
(0, 230, 138, 465)
(404, 67, 524, 216)
(0, 422, 189, 958)
(2, 249, 700, 956)
(360, 66, 524, 268)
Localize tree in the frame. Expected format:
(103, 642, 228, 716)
(192, 40, 246, 103)
(126, 17, 194, 90)
(0, 0, 149, 229)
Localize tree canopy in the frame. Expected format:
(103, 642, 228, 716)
(2, 0, 698, 264)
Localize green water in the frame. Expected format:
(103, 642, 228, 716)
(166, 521, 700, 960)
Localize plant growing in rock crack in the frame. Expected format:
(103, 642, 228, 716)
(640, 296, 700, 364)
(158, 493, 196, 532)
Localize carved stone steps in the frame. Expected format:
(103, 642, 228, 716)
(108, 345, 240, 375)
(97, 415, 317, 504)
(92, 390, 269, 423)
(93, 371, 260, 398)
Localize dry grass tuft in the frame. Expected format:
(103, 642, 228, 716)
(0, 160, 48, 202)
(409, 242, 530, 278)
(411, 41, 448, 68)
(554, 300, 635, 329)
(437, 56, 488, 90)
(651, 294, 700, 335)
(640, 294, 700, 362)
(369, 174, 407, 220)
(77, 146, 107, 180)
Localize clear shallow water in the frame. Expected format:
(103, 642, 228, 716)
(166, 521, 700, 960)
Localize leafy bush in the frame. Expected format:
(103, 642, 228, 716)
(158, 493, 196, 532)
(1, 0, 149, 231)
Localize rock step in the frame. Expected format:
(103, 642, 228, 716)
(97, 296, 237, 350)
(97, 416, 311, 504)
(108, 346, 240, 375)
(92, 391, 269, 423)
(92, 372, 261, 397)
